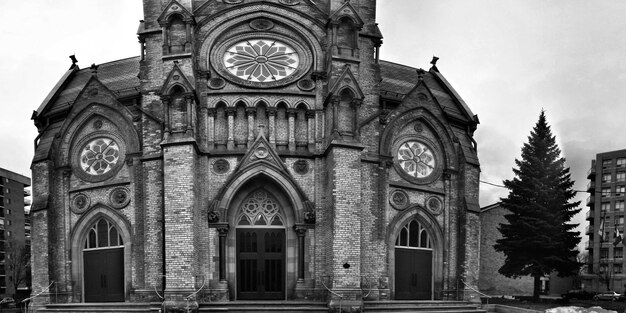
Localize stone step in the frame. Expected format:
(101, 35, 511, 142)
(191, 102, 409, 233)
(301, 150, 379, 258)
(199, 300, 328, 312)
(364, 301, 484, 313)
(39, 302, 160, 313)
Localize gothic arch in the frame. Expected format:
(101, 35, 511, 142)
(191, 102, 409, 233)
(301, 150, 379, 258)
(380, 107, 457, 169)
(387, 206, 444, 300)
(69, 205, 133, 302)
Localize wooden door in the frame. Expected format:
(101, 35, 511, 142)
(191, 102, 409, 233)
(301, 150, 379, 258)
(84, 247, 124, 302)
(395, 248, 432, 300)
(237, 228, 285, 299)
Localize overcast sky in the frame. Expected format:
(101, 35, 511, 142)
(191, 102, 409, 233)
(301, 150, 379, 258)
(2, 1, 625, 246)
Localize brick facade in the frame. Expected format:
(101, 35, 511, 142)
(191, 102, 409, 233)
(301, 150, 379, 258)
(30, 0, 481, 310)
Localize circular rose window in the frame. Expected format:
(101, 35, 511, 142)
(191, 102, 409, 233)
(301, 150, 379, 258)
(79, 138, 120, 176)
(223, 39, 299, 83)
(397, 141, 436, 178)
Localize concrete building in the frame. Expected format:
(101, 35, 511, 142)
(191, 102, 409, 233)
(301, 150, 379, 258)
(583, 149, 626, 292)
(30, 1, 481, 311)
(0, 168, 31, 297)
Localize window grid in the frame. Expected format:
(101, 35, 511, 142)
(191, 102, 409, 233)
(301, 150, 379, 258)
(395, 220, 432, 249)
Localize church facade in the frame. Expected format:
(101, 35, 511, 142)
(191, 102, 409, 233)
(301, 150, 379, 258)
(30, 0, 481, 310)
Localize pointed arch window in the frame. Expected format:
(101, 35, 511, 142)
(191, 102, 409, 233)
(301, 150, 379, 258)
(395, 220, 431, 249)
(84, 218, 124, 250)
(237, 190, 284, 226)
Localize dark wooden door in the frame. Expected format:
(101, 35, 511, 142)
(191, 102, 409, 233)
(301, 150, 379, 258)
(395, 248, 432, 300)
(237, 228, 285, 300)
(84, 247, 124, 302)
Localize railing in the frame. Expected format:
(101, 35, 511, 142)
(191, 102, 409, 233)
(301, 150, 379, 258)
(460, 279, 491, 304)
(321, 275, 344, 312)
(21, 281, 55, 313)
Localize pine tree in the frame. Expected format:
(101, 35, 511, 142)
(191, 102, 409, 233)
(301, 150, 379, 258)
(494, 111, 581, 301)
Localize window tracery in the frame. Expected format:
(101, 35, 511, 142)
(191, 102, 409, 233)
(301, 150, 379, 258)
(237, 190, 284, 226)
(395, 220, 431, 249)
(84, 218, 124, 249)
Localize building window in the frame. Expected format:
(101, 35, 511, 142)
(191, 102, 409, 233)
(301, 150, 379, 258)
(617, 186, 626, 196)
(84, 218, 124, 249)
(618, 172, 626, 182)
(616, 264, 623, 274)
(7, 231, 11, 237)
(603, 159, 613, 168)
(600, 263, 608, 272)
(601, 248, 609, 259)
(603, 188, 612, 197)
(603, 173, 612, 183)
(603, 202, 612, 212)
(618, 158, 626, 167)
(617, 201, 625, 211)
(5, 220, 10, 226)
(616, 217, 624, 226)
(616, 247, 624, 259)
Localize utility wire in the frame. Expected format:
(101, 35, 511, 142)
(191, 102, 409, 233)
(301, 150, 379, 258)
(479, 180, 624, 195)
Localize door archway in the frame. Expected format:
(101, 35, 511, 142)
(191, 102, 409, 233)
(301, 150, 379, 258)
(82, 218, 125, 302)
(394, 219, 433, 300)
(234, 189, 287, 300)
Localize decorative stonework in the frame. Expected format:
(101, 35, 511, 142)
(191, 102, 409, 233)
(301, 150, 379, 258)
(426, 196, 443, 215)
(223, 39, 299, 83)
(293, 159, 309, 175)
(304, 211, 316, 224)
(79, 137, 120, 176)
(389, 189, 410, 210)
(70, 193, 91, 214)
(208, 211, 220, 223)
(213, 159, 230, 174)
(109, 187, 131, 209)
(249, 18, 274, 31)
(393, 137, 442, 185)
(253, 145, 269, 159)
(297, 79, 315, 91)
(413, 122, 424, 133)
(278, 0, 299, 5)
(223, 0, 243, 3)
(208, 77, 226, 89)
(238, 190, 283, 225)
(93, 119, 103, 129)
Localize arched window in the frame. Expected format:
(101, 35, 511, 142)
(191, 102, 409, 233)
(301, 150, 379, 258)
(337, 17, 356, 49)
(168, 15, 187, 53)
(338, 88, 355, 134)
(395, 220, 431, 249)
(84, 218, 124, 250)
(237, 190, 284, 226)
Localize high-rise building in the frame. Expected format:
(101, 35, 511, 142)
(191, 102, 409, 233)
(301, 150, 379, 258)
(0, 168, 31, 297)
(30, 1, 481, 311)
(583, 149, 626, 292)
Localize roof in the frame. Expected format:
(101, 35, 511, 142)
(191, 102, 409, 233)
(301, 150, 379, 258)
(36, 57, 141, 117)
(481, 202, 503, 213)
(379, 60, 477, 124)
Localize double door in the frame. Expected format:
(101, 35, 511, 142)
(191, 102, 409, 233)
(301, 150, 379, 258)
(84, 247, 124, 302)
(395, 248, 432, 300)
(237, 228, 285, 300)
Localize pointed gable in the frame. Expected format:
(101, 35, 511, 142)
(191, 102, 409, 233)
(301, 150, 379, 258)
(328, 65, 364, 100)
(157, 0, 194, 26)
(160, 62, 195, 94)
(234, 132, 290, 174)
(329, 1, 364, 27)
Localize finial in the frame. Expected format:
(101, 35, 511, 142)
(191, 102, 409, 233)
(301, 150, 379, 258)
(416, 68, 425, 82)
(257, 124, 266, 138)
(69, 55, 78, 69)
(90, 63, 99, 76)
(430, 56, 439, 66)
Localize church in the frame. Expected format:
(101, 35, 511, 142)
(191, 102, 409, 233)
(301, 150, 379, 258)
(30, 0, 481, 311)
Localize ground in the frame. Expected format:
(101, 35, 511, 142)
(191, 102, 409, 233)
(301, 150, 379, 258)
(485, 297, 626, 312)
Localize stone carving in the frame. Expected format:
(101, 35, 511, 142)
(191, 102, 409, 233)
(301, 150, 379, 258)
(426, 196, 443, 215)
(249, 18, 274, 31)
(109, 187, 131, 209)
(389, 190, 409, 210)
(297, 79, 315, 91)
(213, 159, 230, 174)
(70, 193, 91, 214)
(304, 211, 316, 224)
(293, 159, 309, 175)
(208, 211, 220, 223)
(207, 77, 226, 89)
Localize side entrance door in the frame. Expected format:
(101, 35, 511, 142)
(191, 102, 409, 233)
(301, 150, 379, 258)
(237, 228, 285, 300)
(395, 248, 432, 300)
(84, 247, 124, 302)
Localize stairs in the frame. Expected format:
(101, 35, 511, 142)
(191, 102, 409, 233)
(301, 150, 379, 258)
(199, 300, 328, 312)
(363, 300, 486, 313)
(38, 302, 160, 313)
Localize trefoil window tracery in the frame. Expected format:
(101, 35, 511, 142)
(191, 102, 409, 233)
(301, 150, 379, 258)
(237, 190, 284, 226)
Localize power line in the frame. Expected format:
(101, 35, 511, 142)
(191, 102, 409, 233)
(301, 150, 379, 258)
(479, 180, 608, 194)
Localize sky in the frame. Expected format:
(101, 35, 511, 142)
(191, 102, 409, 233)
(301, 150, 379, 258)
(2, 1, 626, 247)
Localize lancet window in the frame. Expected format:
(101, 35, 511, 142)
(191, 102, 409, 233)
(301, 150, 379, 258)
(395, 220, 432, 249)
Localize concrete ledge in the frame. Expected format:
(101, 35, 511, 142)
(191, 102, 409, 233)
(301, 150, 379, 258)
(483, 304, 542, 313)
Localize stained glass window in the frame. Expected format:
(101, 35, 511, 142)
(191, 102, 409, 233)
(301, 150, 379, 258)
(80, 138, 120, 176)
(395, 220, 431, 249)
(223, 39, 299, 83)
(237, 190, 284, 226)
(397, 141, 436, 178)
(84, 218, 123, 249)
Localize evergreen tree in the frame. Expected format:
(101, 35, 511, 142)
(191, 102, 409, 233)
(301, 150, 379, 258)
(494, 111, 581, 301)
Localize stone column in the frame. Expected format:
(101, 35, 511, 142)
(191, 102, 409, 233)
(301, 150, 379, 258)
(331, 96, 340, 135)
(306, 111, 315, 152)
(216, 224, 229, 281)
(246, 107, 256, 146)
(288, 108, 296, 151)
(207, 108, 215, 150)
(226, 107, 235, 150)
(185, 93, 194, 137)
(268, 107, 277, 146)
(351, 99, 362, 140)
(161, 95, 172, 139)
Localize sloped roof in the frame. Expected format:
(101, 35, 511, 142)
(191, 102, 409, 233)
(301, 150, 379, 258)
(379, 60, 476, 123)
(37, 56, 141, 117)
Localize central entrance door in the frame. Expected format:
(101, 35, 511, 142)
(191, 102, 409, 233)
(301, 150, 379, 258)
(237, 228, 285, 299)
(83, 218, 125, 302)
(394, 219, 433, 300)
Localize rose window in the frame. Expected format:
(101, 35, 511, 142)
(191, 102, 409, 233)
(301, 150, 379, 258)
(397, 141, 436, 178)
(79, 138, 120, 176)
(223, 39, 299, 83)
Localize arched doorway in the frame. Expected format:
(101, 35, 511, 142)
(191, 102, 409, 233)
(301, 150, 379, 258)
(394, 219, 433, 300)
(235, 189, 286, 300)
(82, 218, 125, 302)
